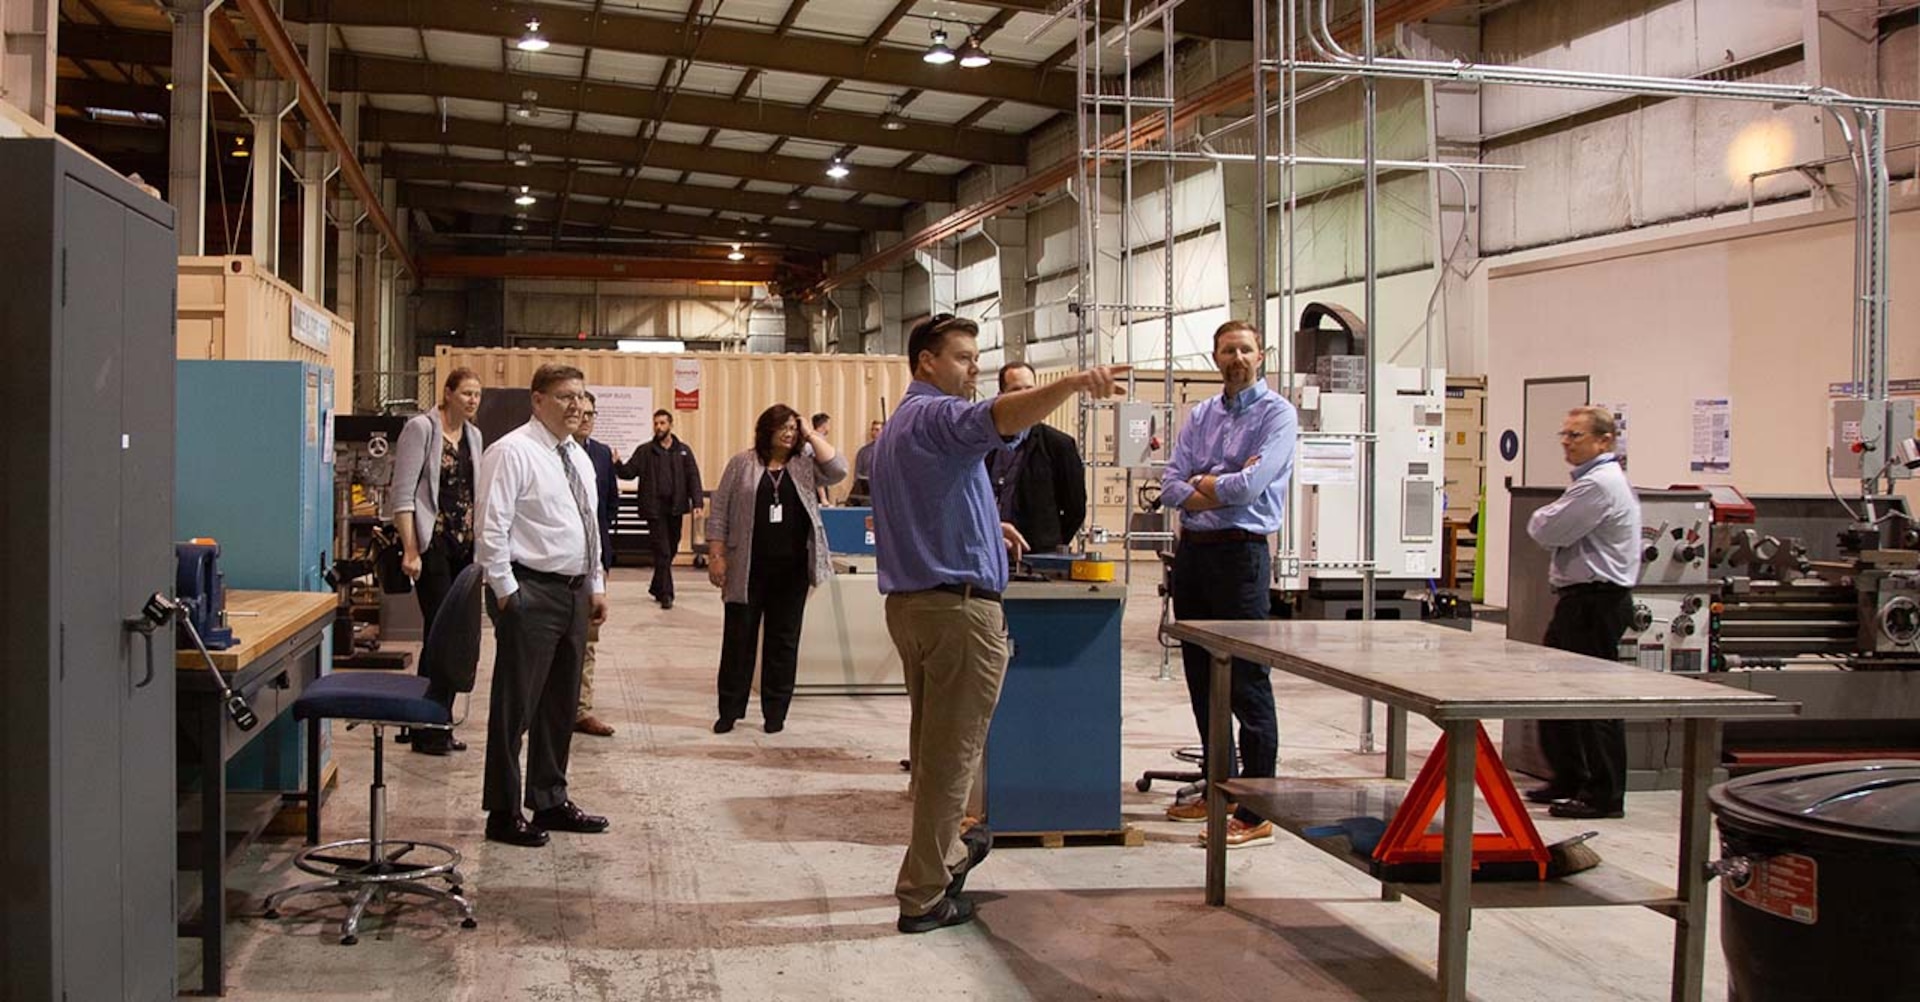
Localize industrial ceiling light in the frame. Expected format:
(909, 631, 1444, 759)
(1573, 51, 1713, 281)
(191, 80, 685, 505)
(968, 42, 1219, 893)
(825, 157, 850, 180)
(756, 229, 771, 238)
(514, 89, 540, 120)
(231, 135, 249, 159)
(879, 100, 908, 131)
(784, 195, 803, 210)
(516, 17, 550, 52)
(956, 34, 991, 68)
(511, 142, 533, 167)
(923, 27, 956, 65)
(727, 243, 746, 262)
(514, 184, 537, 206)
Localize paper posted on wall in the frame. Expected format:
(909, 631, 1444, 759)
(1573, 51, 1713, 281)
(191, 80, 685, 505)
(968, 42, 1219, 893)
(1690, 398, 1731, 473)
(1298, 439, 1358, 485)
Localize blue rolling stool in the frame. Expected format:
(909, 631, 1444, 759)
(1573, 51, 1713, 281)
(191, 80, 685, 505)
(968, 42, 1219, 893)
(264, 564, 484, 944)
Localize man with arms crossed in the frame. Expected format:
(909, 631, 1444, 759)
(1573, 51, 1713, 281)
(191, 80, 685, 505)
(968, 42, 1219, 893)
(1525, 405, 1640, 820)
(476, 364, 612, 847)
(1159, 319, 1298, 850)
(872, 314, 1124, 933)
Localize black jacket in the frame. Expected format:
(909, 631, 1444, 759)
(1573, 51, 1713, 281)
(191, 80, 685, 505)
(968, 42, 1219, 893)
(989, 422, 1088, 554)
(618, 435, 704, 518)
(584, 438, 618, 571)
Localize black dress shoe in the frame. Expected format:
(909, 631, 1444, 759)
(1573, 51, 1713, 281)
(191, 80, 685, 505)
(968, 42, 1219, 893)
(532, 801, 610, 834)
(713, 718, 736, 734)
(411, 731, 467, 755)
(897, 895, 975, 934)
(1549, 800, 1624, 820)
(1525, 785, 1576, 805)
(485, 812, 549, 848)
(947, 824, 993, 896)
(763, 719, 785, 734)
(661, 597, 674, 610)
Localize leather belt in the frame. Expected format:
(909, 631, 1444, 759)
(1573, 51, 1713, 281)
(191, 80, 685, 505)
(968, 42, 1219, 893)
(513, 562, 588, 590)
(1554, 580, 1629, 596)
(930, 583, 1002, 604)
(1181, 529, 1268, 545)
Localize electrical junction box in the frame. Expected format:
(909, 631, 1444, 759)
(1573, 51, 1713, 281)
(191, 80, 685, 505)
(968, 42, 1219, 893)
(1111, 401, 1158, 469)
(1832, 398, 1917, 480)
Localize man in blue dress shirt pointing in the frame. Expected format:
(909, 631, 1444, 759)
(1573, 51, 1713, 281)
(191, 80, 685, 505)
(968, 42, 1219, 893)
(1159, 319, 1298, 851)
(871, 314, 1124, 934)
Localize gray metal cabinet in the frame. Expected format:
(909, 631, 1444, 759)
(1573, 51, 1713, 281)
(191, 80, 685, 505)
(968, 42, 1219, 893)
(0, 140, 178, 1002)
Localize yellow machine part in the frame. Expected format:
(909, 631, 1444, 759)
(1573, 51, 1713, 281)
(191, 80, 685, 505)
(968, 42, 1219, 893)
(1070, 559, 1116, 582)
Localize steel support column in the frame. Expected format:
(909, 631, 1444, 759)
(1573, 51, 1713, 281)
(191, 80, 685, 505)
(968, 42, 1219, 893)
(239, 76, 296, 273)
(0, 0, 57, 128)
(165, 0, 222, 255)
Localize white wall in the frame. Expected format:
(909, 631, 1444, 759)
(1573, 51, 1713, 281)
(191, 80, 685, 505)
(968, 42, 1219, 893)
(1482, 197, 1920, 607)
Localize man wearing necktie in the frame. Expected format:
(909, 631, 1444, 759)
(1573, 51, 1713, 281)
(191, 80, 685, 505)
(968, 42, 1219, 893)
(474, 364, 612, 847)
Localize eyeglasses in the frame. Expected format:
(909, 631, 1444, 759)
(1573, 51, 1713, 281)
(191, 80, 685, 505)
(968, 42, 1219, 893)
(1557, 431, 1590, 441)
(580, 410, 596, 418)
(545, 391, 587, 407)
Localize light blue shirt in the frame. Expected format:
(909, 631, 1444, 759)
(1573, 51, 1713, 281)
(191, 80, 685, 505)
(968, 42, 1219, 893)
(871, 381, 1023, 594)
(1159, 381, 1298, 534)
(1527, 452, 1641, 589)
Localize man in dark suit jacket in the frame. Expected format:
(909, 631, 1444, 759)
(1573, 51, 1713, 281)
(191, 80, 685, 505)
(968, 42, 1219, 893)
(988, 363, 1088, 554)
(618, 409, 704, 609)
(572, 393, 620, 737)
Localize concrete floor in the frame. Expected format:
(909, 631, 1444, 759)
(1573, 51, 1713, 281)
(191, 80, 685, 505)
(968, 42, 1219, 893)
(194, 566, 1734, 1001)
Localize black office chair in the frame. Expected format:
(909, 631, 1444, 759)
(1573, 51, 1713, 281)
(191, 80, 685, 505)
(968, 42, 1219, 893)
(264, 563, 484, 944)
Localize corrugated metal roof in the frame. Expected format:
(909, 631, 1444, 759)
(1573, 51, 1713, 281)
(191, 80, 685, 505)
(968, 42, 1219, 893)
(586, 49, 671, 85)
(337, 25, 424, 60)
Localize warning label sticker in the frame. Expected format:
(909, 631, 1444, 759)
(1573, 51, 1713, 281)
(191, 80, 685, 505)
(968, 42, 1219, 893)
(1726, 853, 1818, 925)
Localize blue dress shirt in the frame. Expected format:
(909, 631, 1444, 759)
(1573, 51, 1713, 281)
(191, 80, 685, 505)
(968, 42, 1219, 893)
(871, 381, 1022, 594)
(1159, 381, 1298, 534)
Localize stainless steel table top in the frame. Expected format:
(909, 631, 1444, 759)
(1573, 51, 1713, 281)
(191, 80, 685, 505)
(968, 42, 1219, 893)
(1166, 620, 1800, 722)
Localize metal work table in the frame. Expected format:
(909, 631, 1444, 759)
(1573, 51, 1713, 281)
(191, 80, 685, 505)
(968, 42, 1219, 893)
(176, 589, 335, 996)
(1164, 620, 1799, 1002)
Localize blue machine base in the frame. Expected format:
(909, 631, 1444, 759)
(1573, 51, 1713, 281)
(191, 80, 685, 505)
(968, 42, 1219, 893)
(985, 594, 1126, 833)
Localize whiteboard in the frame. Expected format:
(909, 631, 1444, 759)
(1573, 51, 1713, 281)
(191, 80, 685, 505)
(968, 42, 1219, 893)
(1522, 377, 1588, 487)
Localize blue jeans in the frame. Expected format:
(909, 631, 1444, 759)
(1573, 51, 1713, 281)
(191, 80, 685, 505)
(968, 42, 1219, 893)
(1173, 539, 1278, 825)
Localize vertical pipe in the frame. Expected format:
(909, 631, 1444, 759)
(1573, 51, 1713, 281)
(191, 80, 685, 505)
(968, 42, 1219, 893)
(1252, 0, 1268, 333)
(1357, 0, 1380, 752)
(166, 0, 216, 256)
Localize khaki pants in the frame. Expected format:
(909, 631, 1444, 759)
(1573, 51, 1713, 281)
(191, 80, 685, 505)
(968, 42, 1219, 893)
(576, 621, 601, 720)
(886, 590, 1010, 916)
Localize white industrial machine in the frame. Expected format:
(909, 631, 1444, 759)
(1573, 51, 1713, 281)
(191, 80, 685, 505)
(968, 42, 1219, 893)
(1279, 303, 1446, 618)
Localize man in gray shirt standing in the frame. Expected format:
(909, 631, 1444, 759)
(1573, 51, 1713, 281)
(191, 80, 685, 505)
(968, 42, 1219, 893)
(1525, 405, 1641, 820)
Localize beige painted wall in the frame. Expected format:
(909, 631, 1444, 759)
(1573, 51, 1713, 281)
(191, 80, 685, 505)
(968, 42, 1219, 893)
(1483, 197, 1920, 607)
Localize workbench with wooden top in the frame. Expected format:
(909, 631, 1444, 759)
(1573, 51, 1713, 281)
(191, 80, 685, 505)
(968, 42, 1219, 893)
(1165, 619, 1800, 1002)
(176, 588, 335, 996)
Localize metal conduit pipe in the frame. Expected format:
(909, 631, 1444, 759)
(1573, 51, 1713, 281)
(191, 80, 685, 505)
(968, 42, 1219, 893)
(1301, 0, 1920, 111)
(232, 0, 416, 277)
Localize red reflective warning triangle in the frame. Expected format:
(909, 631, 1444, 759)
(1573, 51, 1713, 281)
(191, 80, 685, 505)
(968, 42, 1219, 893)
(1372, 724, 1550, 879)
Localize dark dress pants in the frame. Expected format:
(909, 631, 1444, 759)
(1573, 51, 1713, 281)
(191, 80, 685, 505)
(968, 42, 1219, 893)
(482, 573, 589, 815)
(1539, 584, 1635, 810)
(414, 538, 470, 712)
(648, 514, 684, 601)
(715, 560, 810, 726)
(1173, 539, 1279, 826)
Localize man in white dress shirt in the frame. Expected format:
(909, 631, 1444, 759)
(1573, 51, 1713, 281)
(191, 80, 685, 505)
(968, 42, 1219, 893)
(476, 364, 613, 847)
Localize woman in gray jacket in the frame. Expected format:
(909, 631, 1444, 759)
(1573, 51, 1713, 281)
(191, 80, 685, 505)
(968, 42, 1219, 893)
(390, 366, 486, 754)
(707, 404, 847, 733)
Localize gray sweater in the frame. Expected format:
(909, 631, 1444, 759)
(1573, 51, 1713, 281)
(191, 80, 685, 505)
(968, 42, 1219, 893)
(706, 447, 848, 605)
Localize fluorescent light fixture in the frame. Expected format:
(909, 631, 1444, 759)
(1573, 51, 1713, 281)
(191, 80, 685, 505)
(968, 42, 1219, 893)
(957, 35, 991, 68)
(514, 185, 537, 206)
(825, 158, 850, 180)
(727, 243, 746, 262)
(617, 339, 687, 354)
(516, 18, 549, 52)
(923, 28, 956, 65)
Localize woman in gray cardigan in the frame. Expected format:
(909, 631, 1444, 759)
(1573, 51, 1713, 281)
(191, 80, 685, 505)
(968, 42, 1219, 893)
(706, 404, 847, 733)
(390, 366, 486, 754)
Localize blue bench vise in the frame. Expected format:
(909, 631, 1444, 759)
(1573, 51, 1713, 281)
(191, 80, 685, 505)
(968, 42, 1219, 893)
(175, 540, 237, 650)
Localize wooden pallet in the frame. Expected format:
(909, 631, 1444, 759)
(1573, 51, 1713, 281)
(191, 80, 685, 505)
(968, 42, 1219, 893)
(996, 825, 1145, 849)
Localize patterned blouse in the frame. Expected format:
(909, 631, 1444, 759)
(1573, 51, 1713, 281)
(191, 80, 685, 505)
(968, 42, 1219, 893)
(433, 432, 476, 557)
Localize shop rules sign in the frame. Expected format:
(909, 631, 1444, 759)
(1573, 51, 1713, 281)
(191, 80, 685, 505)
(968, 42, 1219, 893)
(673, 358, 702, 410)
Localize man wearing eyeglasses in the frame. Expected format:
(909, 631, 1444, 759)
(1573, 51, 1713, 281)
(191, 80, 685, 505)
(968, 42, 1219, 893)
(475, 364, 613, 847)
(1525, 405, 1641, 820)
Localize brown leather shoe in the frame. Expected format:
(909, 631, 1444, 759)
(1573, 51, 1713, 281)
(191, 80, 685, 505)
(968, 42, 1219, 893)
(574, 714, 615, 737)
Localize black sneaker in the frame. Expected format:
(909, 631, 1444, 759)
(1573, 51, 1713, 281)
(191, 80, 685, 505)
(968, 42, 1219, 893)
(897, 895, 975, 934)
(947, 825, 993, 896)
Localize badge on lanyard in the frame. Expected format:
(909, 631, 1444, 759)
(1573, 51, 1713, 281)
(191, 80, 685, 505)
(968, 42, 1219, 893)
(769, 502, 784, 524)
